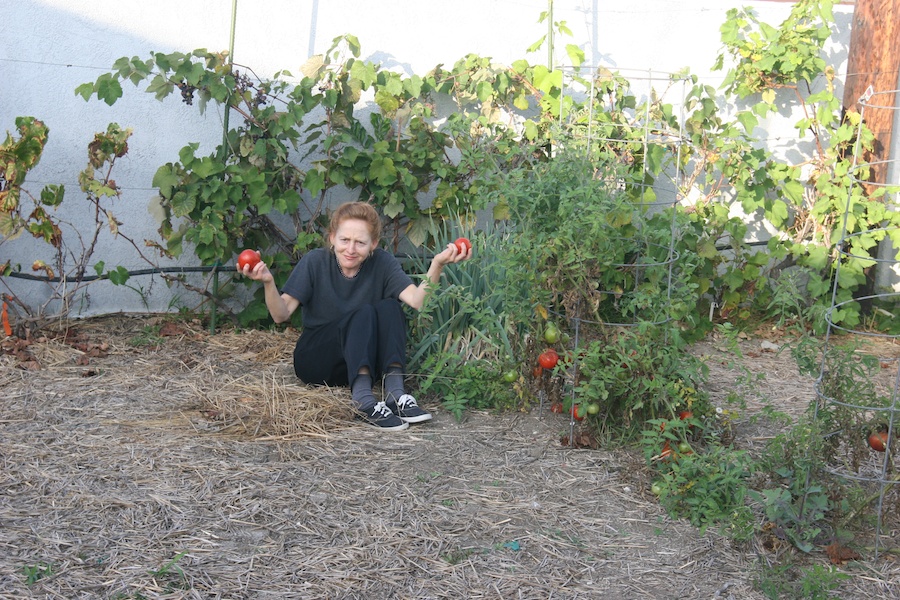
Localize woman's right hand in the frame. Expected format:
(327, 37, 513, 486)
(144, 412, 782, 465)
(238, 260, 274, 284)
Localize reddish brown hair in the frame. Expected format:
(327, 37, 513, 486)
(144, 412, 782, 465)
(326, 202, 382, 247)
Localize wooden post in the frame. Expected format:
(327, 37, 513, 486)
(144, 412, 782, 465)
(841, 0, 900, 184)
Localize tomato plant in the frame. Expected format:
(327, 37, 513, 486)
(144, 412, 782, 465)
(660, 441, 673, 461)
(538, 349, 559, 369)
(237, 249, 261, 271)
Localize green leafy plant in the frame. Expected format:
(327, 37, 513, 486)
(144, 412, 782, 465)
(756, 562, 850, 600)
(407, 226, 523, 373)
(752, 400, 849, 554)
(570, 325, 710, 436)
(704, 0, 900, 328)
(414, 353, 520, 420)
(68, 0, 898, 335)
(643, 419, 755, 535)
(22, 561, 53, 585)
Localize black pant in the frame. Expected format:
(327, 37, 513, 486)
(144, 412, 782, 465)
(293, 298, 407, 387)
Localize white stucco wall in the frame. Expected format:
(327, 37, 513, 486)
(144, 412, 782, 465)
(1, 0, 856, 318)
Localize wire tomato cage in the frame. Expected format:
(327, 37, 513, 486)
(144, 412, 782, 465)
(806, 86, 900, 560)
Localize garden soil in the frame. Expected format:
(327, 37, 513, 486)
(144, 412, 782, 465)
(1, 315, 898, 599)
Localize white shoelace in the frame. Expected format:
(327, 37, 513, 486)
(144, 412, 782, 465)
(397, 394, 418, 409)
(371, 401, 394, 418)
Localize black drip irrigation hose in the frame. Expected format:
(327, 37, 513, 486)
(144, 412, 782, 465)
(5, 265, 233, 284)
(2, 254, 434, 284)
(3, 264, 243, 333)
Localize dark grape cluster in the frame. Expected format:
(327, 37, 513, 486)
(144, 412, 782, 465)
(176, 81, 196, 105)
(234, 70, 267, 108)
(254, 86, 267, 107)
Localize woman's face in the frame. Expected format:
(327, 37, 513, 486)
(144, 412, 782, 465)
(330, 218, 376, 276)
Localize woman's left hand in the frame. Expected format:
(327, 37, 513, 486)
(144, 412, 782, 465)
(436, 241, 472, 266)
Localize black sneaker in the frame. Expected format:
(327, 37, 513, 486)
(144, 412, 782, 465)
(392, 394, 432, 423)
(358, 401, 409, 431)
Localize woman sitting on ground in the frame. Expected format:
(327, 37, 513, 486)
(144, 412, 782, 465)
(240, 201, 471, 431)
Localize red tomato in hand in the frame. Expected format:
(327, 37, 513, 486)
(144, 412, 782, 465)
(538, 349, 559, 369)
(868, 431, 889, 452)
(454, 237, 472, 254)
(237, 249, 261, 271)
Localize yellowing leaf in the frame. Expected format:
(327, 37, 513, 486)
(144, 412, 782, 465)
(300, 55, 325, 79)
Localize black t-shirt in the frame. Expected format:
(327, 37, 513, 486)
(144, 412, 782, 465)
(280, 248, 414, 330)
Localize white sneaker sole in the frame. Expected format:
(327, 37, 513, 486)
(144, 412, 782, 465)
(399, 413, 432, 424)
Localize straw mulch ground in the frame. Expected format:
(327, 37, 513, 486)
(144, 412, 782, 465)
(1, 315, 898, 599)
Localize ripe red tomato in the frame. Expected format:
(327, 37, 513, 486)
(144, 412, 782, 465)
(571, 404, 585, 421)
(237, 249, 261, 271)
(868, 431, 889, 452)
(550, 401, 564, 414)
(678, 410, 693, 421)
(538, 349, 559, 369)
(454, 237, 472, 254)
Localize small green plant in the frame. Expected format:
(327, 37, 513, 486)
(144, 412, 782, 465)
(22, 561, 53, 585)
(128, 325, 164, 347)
(415, 471, 442, 482)
(414, 354, 520, 420)
(750, 475, 831, 553)
(643, 422, 755, 536)
(442, 547, 479, 565)
(148, 551, 189, 591)
(756, 561, 850, 600)
(751, 407, 849, 554)
(766, 268, 814, 331)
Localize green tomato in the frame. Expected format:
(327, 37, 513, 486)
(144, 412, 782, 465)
(586, 403, 600, 415)
(678, 441, 693, 454)
(650, 482, 664, 496)
(543, 325, 560, 344)
(502, 370, 518, 383)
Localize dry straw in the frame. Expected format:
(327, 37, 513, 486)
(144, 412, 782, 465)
(0, 316, 897, 599)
